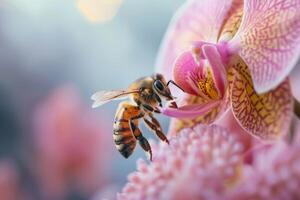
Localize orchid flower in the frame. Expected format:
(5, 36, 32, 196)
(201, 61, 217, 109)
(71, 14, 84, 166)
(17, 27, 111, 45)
(156, 0, 300, 140)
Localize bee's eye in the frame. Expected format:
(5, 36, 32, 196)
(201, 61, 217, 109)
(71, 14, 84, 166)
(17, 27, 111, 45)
(154, 80, 164, 91)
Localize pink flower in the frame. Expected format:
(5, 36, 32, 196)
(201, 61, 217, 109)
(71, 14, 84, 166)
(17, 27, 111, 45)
(156, 0, 299, 140)
(32, 86, 112, 200)
(0, 160, 28, 200)
(215, 110, 255, 162)
(117, 125, 244, 200)
(228, 141, 300, 199)
(118, 118, 300, 200)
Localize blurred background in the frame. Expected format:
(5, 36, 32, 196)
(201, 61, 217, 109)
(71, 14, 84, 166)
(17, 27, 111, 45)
(0, 0, 183, 199)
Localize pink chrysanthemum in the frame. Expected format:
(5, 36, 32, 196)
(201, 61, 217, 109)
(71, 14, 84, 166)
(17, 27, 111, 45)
(32, 86, 113, 200)
(117, 125, 244, 200)
(228, 141, 300, 200)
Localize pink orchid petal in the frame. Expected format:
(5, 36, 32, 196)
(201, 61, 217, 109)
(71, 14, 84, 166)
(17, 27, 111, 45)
(230, 60, 293, 141)
(167, 93, 231, 137)
(155, 0, 235, 80)
(160, 100, 221, 118)
(173, 51, 204, 95)
(218, 0, 244, 42)
(229, 0, 300, 93)
(202, 44, 228, 97)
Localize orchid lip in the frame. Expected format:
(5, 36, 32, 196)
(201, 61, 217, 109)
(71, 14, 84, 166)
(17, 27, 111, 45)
(160, 100, 221, 119)
(177, 42, 229, 99)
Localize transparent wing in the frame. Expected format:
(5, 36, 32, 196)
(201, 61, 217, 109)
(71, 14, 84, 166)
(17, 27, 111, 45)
(91, 90, 139, 108)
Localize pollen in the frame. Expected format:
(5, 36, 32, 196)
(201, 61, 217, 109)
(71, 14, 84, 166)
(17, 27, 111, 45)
(197, 69, 220, 100)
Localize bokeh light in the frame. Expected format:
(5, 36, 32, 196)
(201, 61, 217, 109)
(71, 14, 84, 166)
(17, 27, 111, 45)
(77, 0, 123, 23)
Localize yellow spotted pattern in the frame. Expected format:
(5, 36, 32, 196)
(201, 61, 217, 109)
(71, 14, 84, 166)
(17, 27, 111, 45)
(218, 0, 244, 41)
(197, 69, 221, 100)
(228, 56, 293, 140)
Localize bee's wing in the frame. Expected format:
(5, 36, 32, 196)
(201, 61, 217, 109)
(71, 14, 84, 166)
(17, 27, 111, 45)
(91, 90, 140, 108)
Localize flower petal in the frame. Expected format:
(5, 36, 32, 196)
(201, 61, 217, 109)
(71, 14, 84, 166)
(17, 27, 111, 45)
(173, 49, 227, 100)
(167, 93, 230, 136)
(229, 0, 300, 93)
(173, 51, 204, 95)
(202, 44, 228, 97)
(155, 0, 235, 80)
(218, 0, 244, 41)
(229, 56, 294, 140)
(160, 100, 221, 118)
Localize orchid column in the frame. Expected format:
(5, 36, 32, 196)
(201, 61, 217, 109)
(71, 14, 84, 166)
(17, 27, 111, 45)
(156, 0, 300, 140)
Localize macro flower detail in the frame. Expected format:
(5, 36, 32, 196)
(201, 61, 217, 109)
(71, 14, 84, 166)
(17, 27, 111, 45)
(228, 141, 300, 200)
(229, 0, 300, 92)
(117, 125, 244, 200)
(228, 58, 293, 140)
(156, 0, 299, 140)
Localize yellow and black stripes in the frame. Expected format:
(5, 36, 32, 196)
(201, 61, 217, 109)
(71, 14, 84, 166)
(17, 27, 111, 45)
(113, 102, 140, 158)
(113, 123, 136, 158)
(113, 101, 168, 160)
(113, 102, 153, 159)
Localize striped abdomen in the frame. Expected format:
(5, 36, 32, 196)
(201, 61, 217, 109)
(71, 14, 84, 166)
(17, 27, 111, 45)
(113, 102, 140, 158)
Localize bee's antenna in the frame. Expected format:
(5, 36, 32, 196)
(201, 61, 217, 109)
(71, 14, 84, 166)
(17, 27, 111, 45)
(167, 80, 184, 92)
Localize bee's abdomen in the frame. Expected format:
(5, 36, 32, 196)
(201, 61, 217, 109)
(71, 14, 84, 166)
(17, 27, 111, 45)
(113, 119, 136, 158)
(113, 102, 140, 158)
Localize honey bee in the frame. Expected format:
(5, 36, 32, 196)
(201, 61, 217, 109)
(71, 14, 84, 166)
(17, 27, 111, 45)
(91, 73, 182, 161)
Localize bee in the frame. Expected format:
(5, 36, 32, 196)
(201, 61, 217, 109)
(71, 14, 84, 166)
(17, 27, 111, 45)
(91, 73, 182, 161)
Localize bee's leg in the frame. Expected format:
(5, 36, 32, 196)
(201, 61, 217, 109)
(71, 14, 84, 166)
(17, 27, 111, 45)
(137, 134, 152, 161)
(148, 113, 162, 130)
(142, 104, 154, 112)
(142, 104, 161, 113)
(143, 117, 169, 144)
(129, 115, 152, 161)
(153, 108, 161, 113)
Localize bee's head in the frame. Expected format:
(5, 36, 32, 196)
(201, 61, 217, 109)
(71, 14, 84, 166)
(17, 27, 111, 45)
(152, 73, 174, 101)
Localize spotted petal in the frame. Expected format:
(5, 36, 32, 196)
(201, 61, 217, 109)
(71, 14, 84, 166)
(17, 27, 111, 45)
(229, 0, 300, 93)
(229, 56, 293, 141)
(155, 0, 234, 81)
